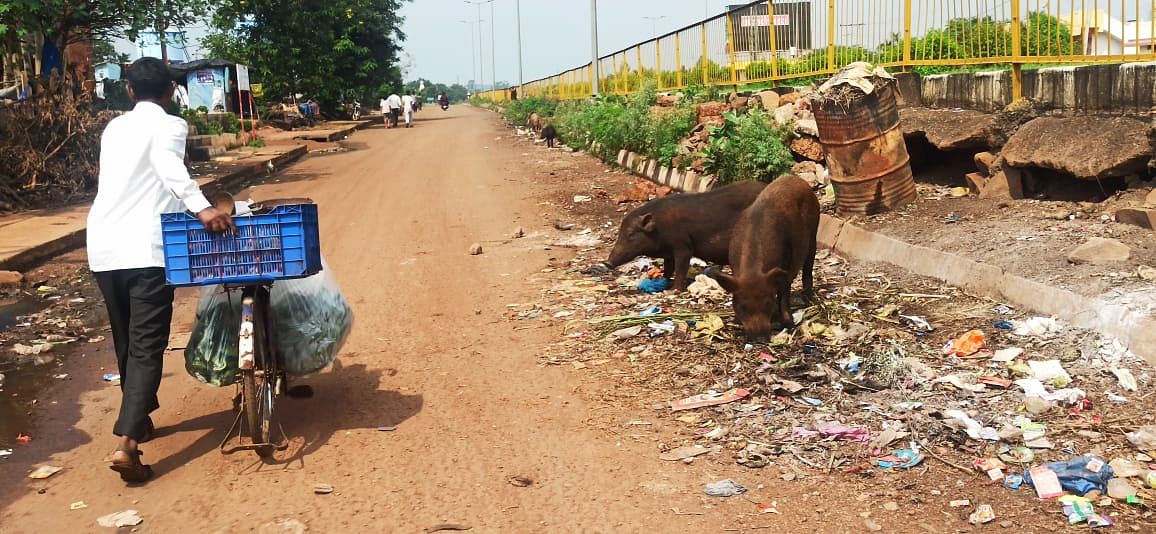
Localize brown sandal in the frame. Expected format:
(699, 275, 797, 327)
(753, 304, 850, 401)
(110, 449, 154, 483)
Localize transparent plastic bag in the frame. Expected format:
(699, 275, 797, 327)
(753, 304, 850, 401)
(185, 286, 243, 387)
(269, 263, 353, 376)
(183, 258, 352, 386)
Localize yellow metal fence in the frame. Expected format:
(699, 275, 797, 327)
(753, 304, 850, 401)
(479, 0, 1156, 102)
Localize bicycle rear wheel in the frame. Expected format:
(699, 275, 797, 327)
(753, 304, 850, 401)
(240, 287, 275, 458)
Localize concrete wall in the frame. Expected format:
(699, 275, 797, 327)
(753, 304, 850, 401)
(899, 62, 1156, 114)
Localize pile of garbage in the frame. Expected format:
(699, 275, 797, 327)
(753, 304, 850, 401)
(1, 273, 103, 372)
(513, 212, 1156, 528)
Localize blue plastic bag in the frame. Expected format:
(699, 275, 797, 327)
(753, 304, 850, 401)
(1024, 455, 1114, 496)
(637, 277, 671, 293)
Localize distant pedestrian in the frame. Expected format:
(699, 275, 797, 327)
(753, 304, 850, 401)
(87, 57, 235, 483)
(308, 99, 320, 122)
(379, 96, 388, 118)
(387, 91, 402, 128)
(401, 92, 416, 128)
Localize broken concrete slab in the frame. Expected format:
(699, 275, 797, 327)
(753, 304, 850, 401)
(1002, 116, 1151, 179)
(1146, 189, 1156, 207)
(899, 108, 997, 150)
(1115, 207, 1156, 230)
(965, 172, 987, 194)
(978, 164, 1025, 200)
(1067, 237, 1132, 264)
(974, 152, 997, 175)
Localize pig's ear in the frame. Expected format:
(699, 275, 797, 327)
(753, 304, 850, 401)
(711, 271, 738, 294)
(640, 213, 657, 233)
(765, 267, 790, 288)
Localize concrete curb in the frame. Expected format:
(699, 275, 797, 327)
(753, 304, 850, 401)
(0, 145, 311, 272)
(615, 149, 716, 193)
(0, 228, 87, 273)
(818, 214, 1156, 365)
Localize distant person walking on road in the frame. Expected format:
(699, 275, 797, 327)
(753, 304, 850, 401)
(379, 96, 388, 119)
(387, 91, 402, 128)
(87, 57, 235, 483)
(402, 92, 416, 128)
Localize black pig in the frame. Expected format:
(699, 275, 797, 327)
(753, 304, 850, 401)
(711, 175, 819, 339)
(541, 125, 558, 148)
(592, 180, 766, 291)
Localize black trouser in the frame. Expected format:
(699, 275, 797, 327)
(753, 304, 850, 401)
(390, 108, 400, 127)
(93, 268, 174, 440)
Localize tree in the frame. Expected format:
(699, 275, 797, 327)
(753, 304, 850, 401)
(207, 0, 410, 110)
(1, 1, 208, 87)
(92, 38, 128, 64)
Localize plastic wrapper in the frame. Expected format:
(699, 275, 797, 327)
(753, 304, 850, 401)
(184, 259, 353, 386)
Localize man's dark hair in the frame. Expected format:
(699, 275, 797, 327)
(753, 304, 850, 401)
(126, 57, 172, 100)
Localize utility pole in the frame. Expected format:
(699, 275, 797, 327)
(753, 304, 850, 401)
(489, 0, 496, 92)
(516, 0, 524, 90)
(465, 1, 489, 91)
(590, 0, 600, 96)
(458, 19, 477, 91)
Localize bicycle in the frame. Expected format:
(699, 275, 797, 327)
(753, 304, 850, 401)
(162, 201, 322, 459)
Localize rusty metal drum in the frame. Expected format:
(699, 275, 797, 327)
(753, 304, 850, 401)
(813, 83, 916, 216)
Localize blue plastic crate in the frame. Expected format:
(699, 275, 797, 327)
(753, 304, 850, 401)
(161, 204, 322, 286)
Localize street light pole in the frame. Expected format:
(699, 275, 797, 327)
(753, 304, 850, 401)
(642, 15, 667, 38)
(590, 0, 600, 96)
(465, 0, 493, 92)
(515, 0, 524, 91)
(489, 0, 496, 93)
(457, 20, 477, 92)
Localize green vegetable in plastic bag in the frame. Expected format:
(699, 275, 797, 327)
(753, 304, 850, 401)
(270, 266, 353, 376)
(185, 288, 242, 387)
(184, 259, 353, 387)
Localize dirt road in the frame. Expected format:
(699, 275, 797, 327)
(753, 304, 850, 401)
(0, 107, 721, 532)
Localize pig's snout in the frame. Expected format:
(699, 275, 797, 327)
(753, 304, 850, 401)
(584, 262, 612, 275)
(746, 333, 770, 344)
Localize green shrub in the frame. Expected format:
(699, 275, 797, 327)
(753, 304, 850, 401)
(701, 110, 794, 185)
(503, 97, 558, 127)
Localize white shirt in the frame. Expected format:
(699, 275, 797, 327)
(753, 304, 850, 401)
(87, 101, 211, 272)
(401, 95, 415, 112)
(380, 98, 388, 112)
(387, 94, 401, 110)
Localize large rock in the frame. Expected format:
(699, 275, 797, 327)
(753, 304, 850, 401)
(1115, 207, 1156, 230)
(695, 102, 729, 125)
(1067, 237, 1131, 264)
(1145, 188, 1156, 207)
(751, 90, 780, 111)
(1002, 116, 1152, 179)
(728, 94, 750, 112)
(773, 104, 795, 126)
(789, 135, 825, 162)
(792, 161, 828, 187)
(974, 151, 998, 175)
(0, 270, 22, 287)
(899, 108, 997, 151)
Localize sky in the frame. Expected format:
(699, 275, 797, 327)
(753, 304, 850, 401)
(398, 0, 743, 87)
(396, 0, 1156, 88)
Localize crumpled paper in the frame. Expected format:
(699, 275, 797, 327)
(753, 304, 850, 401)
(687, 274, 727, 300)
(817, 61, 895, 95)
